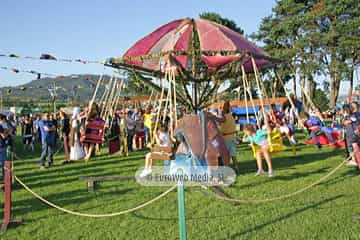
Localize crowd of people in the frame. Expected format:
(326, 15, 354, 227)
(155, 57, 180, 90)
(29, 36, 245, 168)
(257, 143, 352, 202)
(0, 97, 359, 181)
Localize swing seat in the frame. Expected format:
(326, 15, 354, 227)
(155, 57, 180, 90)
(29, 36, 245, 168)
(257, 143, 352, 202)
(109, 137, 120, 155)
(150, 145, 174, 160)
(252, 128, 286, 157)
(269, 129, 287, 152)
(81, 119, 105, 144)
(169, 154, 208, 178)
(304, 128, 345, 148)
(303, 128, 323, 139)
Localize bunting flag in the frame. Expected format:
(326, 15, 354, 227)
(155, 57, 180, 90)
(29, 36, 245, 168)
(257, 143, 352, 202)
(11, 68, 19, 73)
(0, 65, 76, 78)
(0, 52, 105, 65)
(40, 54, 56, 60)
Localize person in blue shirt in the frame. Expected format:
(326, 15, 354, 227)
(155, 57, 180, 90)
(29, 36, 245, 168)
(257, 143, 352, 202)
(242, 124, 274, 177)
(300, 112, 336, 148)
(38, 113, 56, 169)
(0, 125, 9, 180)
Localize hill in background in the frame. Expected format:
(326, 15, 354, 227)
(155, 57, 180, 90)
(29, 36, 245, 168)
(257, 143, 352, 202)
(0, 74, 113, 103)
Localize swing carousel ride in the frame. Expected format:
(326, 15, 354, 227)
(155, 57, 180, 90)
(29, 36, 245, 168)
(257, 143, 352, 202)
(103, 18, 292, 166)
(106, 18, 277, 111)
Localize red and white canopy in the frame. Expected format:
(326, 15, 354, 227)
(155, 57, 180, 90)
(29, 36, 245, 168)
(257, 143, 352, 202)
(120, 18, 272, 74)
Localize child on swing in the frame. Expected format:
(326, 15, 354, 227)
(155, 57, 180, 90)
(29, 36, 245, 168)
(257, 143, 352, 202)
(139, 123, 173, 177)
(242, 124, 274, 177)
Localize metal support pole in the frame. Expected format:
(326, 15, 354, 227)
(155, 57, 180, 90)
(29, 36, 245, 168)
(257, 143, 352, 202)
(192, 82, 198, 112)
(177, 180, 187, 240)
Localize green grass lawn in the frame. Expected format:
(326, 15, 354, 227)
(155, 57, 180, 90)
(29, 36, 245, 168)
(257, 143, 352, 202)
(1, 135, 359, 240)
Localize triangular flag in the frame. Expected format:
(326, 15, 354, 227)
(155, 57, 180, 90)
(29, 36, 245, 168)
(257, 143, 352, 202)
(40, 54, 57, 60)
(9, 54, 19, 58)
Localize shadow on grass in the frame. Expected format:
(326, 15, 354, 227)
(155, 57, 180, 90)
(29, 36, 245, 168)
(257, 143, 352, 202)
(11, 187, 135, 217)
(13, 168, 139, 190)
(232, 167, 331, 190)
(131, 194, 344, 226)
(319, 167, 360, 188)
(226, 195, 344, 240)
(14, 155, 142, 181)
(17, 161, 138, 181)
(237, 148, 341, 176)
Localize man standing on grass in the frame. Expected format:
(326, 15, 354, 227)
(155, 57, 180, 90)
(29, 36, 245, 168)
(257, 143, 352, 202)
(0, 125, 9, 181)
(38, 113, 56, 169)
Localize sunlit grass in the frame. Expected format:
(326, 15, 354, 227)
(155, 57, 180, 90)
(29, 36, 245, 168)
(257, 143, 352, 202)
(1, 135, 359, 240)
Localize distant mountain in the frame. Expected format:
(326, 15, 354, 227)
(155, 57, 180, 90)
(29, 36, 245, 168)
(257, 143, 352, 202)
(2, 74, 102, 101)
(1, 74, 114, 102)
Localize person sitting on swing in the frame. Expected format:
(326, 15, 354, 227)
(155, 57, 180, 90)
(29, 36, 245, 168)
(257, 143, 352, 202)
(299, 112, 336, 149)
(269, 104, 297, 145)
(139, 123, 174, 177)
(242, 124, 274, 177)
(82, 104, 104, 161)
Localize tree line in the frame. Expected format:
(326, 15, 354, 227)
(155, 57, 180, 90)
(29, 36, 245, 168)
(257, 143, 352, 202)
(202, 0, 359, 110)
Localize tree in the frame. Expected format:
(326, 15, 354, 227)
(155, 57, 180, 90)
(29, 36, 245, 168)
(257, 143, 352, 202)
(314, 0, 360, 108)
(253, 0, 321, 109)
(313, 88, 330, 110)
(199, 12, 244, 34)
(253, 0, 360, 110)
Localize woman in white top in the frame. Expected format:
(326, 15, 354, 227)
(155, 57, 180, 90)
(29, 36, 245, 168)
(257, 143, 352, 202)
(139, 123, 172, 177)
(69, 107, 85, 161)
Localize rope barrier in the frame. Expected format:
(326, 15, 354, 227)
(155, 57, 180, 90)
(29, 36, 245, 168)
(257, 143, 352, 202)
(203, 157, 349, 204)
(14, 175, 176, 218)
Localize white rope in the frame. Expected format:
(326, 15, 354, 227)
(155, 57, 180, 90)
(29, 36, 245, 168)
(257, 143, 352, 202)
(88, 74, 103, 114)
(242, 65, 260, 127)
(15, 175, 176, 218)
(152, 71, 167, 144)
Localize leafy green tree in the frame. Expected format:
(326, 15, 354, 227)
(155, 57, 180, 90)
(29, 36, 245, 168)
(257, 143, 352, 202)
(314, 0, 360, 108)
(253, 0, 360, 110)
(313, 88, 330, 110)
(199, 12, 244, 34)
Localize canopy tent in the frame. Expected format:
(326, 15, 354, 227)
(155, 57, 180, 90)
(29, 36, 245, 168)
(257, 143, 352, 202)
(106, 18, 279, 110)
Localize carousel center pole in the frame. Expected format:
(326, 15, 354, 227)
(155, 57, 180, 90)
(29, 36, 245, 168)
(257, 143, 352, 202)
(177, 176, 187, 240)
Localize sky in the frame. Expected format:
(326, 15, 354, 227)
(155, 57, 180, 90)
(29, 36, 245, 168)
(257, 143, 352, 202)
(0, 0, 353, 95)
(0, 0, 276, 87)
